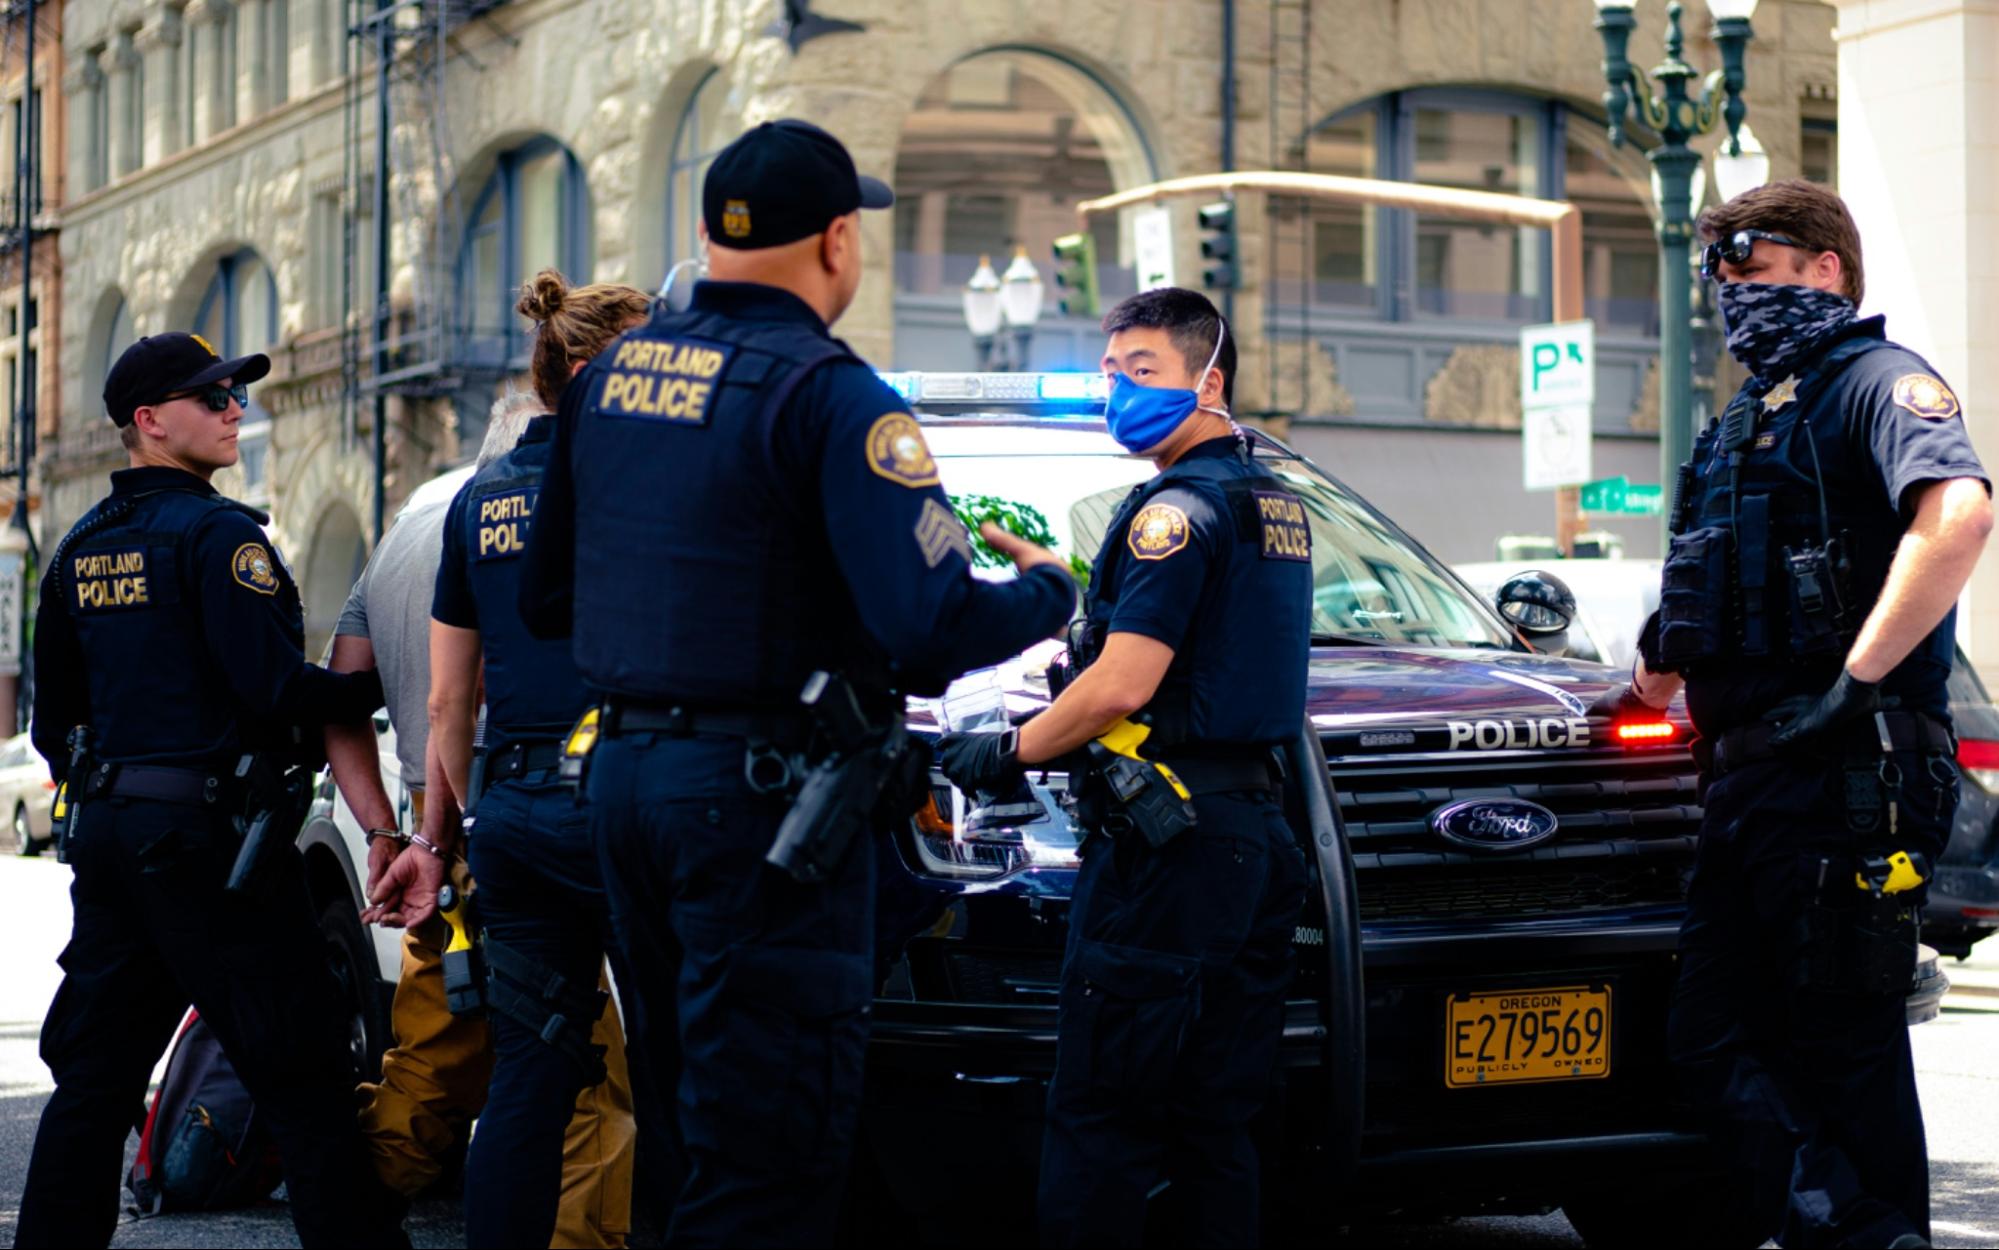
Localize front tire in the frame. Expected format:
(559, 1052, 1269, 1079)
(318, 898, 390, 1084)
(12, 802, 36, 856)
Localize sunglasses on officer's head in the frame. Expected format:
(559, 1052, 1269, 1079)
(1699, 229, 1805, 282)
(159, 382, 249, 413)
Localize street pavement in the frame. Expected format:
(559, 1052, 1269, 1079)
(0, 851, 1996, 1248)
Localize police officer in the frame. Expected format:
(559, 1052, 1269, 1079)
(429, 272, 651, 1249)
(939, 288, 1313, 1248)
(518, 120, 1076, 1246)
(1614, 180, 1992, 1248)
(18, 333, 405, 1248)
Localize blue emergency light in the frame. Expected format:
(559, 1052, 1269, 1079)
(874, 371, 1109, 407)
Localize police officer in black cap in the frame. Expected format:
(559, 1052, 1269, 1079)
(18, 334, 404, 1248)
(938, 287, 1313, 1248)
(520, 120, 1076, 1246)
(1609, 180, 1992, 1248)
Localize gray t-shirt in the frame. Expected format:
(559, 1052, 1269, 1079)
(336, 499, 450, 787)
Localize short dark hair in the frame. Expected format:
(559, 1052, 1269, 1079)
(1101, 287, 1235, 408)
(1697, 178, 1865, 306)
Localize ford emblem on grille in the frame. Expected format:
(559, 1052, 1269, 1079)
(1429, 798, 1560, 852)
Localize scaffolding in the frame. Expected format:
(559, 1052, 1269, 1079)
(343, 0, 508, 541)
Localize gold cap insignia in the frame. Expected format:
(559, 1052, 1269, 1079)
(1892, 373, 1959, 420)
(722, 199, 752, 240)
(1128, 502, 1191, 561)
(865, 413, 940, 488)
(231, 542, 280, 595)
(190, 333, 219, 359)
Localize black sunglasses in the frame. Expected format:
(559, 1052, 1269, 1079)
(159, 382, 249, 413)
(1699, 229, 1804, 282)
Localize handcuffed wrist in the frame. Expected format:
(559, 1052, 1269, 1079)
(409, 831, 449, 858)
(365, 827, 406, 846)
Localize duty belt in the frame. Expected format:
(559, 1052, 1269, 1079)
(484, 739, 565, 784)
(1154, 751, 1281, 797)
(601, 701, 812, 745)
(85, 762, 228, 806)
(1705, 709, 1954, 778)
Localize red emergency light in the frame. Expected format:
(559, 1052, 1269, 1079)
(1613, 719, 1679, 745)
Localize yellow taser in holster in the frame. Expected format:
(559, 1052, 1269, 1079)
(437, 882, 486, 1018)
(1856, 850, 1928, 896)
(1085, 717, 1198, 849)
(559, 707, 601, 791)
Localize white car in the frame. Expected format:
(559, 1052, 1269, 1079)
(0, 731, 55, 855)
(1454, 557, 1663, 670)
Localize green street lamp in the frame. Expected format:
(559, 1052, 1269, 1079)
(1594, 0, 1757, 540)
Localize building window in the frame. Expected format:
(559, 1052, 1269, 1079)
(194, 249, 279, 501)
(889, 49, 1158, 370)
(87, 293, 136, 387)
(268, 0, 289, 106)
(457, 138, 591, 366)
(1802, 117, 1837, 187)
(665, 69, 732, 270)
(0, 293, 41, 440)
(89, 51, 110, 190)
(1287, 90, 1658, 333)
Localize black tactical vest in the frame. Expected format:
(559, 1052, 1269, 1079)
(564, 299, 864, 706)
(56, 486, 295, 764)
(454, 420, 587, 747)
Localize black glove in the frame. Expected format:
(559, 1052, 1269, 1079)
(937, 729, 1024, 796)
(1768, 668, 1882, 751)
(1586, 681, 1659, 720)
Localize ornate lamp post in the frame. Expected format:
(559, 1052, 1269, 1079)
(1594, 0, 1757, 537)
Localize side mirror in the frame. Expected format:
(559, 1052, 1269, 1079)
(1495, 569, 1577, 657)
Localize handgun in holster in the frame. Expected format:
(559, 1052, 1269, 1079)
(437, 881, 487, 1017)
(226, 754, 312, 897)
(766, 671, 927, 884)
(1084, 717, 1198, 850)
(50, 725, 92, 862)
(558, 707, 601, 793)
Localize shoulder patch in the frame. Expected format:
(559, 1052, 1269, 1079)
(866, 413, 941, 488)
(1127, 502, 1191, 561)
(1892, 373, 1959, 421)
(913, 497, 973, 569)
(231, 542, 281, 595)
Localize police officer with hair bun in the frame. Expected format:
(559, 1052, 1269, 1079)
(18, 334, 404, 1248)
(520, 120, 1075, 1246)
(1613, 179, 1992, 1248)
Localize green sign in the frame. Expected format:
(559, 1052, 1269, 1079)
(1578, 476, 1663, 516)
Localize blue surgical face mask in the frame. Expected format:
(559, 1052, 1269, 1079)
(1104, 325, 1229, 455)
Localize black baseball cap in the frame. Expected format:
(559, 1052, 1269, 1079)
(702, 119, 894, 250)
(103, 332, 271, 427)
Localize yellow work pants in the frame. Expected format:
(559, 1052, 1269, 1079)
(357, 908, 635, 1248)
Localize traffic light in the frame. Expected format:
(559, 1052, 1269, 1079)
(1198, 199, 1237, 290)
(1051, 232, 1099, 318)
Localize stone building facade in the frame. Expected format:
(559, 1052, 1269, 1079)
(44, 0, 1841, 654)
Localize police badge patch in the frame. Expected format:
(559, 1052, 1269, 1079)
(723, 199, 752, 240)
(1128, 502, 1190, 560)
(1892, 373, 1960, 420)
(866, 413, 941, 487)
(231, 542, 280, 595)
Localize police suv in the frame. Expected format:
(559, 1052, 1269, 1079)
(852, 371, 1944, 1248)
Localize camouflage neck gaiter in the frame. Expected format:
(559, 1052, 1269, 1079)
(1716, 281, 1857, 381)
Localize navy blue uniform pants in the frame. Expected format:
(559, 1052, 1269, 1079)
(462, 776, 618, 1249)
(16, 797, 405, 1249)
(588, 733, 873, 1249)
(1669, 749, 1949, 1248)
(1039, 789, 1309, 1249)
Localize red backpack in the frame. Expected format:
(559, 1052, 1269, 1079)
(126, 1009, 285, 1214)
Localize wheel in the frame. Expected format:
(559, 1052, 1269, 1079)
(12, 802, 36, 856)
(318, 898, 391, 1085)
(1563, 1170, 1769, 1249)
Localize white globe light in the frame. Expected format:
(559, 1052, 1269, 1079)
(1713, 124, 1770, 203)
(962, 254, 1003, 338)
(1707, 0, 1759, 20)
(999, 247, 1045, 328)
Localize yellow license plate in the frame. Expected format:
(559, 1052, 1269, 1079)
(1445, 985, 1611, 1088)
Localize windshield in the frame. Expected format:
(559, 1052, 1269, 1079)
(931, 431, 1514, 650)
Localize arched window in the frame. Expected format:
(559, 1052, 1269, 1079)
(86, 292, 135, 388)
(192, 248, 279, 500)
(665, 70, 733, 271)
(457, 138, 592, 367)
(890, 50, 1157, 370)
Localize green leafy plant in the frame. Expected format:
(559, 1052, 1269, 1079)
(950, 493, 1094, 584)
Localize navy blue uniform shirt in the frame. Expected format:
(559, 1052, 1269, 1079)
(519, 280, 1075, 702)
(1676, 317, 1989, 733)
(32, 466, 381, 779)
(1090, 437, 1313, 746)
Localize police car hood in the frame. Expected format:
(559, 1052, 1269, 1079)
(909, 641, 1686, 755)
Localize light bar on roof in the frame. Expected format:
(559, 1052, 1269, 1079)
(876, 371, 1109, 405)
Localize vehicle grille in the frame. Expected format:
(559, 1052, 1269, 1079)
(1333, 749, 1702, 923)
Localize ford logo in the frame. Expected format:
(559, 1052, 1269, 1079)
(1429, 798, 1560, 853)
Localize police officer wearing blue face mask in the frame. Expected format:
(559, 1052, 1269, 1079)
(19, 334, 403, 1249)
(1606, 180, 1992, 1249)
(938, 287, 1313, 1249)
(517, 120, 1076, 1246)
